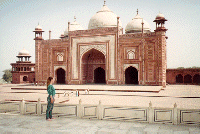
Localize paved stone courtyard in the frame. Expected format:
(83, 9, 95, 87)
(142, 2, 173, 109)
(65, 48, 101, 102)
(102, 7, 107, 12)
(0, 114, 200, 134)
(0, 84, 200, 133)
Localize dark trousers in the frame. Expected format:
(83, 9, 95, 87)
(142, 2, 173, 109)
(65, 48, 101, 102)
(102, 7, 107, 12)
(46, 96, 54, 119)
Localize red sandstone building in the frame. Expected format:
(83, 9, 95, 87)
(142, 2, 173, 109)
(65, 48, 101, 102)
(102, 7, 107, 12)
(167, 68, 200, 85)
(33, 3, 168, 87)
(10, 48, 35, 84)
(10, 3, 200, 86)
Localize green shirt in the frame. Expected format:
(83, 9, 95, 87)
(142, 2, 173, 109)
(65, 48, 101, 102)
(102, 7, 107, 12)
(47, 85, 56, 96)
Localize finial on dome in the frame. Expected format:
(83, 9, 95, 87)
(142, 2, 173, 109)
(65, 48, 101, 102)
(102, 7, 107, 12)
(137, 9, 138, 15)
(104, 0, 106, 6)
(74, 16, 76, 21)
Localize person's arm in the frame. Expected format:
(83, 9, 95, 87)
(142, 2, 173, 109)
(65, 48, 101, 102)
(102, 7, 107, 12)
(50, 95, 54, 103)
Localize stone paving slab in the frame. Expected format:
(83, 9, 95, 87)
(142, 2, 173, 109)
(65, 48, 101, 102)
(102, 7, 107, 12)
(0, 114, 199, 134)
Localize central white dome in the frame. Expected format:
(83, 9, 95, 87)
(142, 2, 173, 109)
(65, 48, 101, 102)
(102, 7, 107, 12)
(88, 4, 122, 29)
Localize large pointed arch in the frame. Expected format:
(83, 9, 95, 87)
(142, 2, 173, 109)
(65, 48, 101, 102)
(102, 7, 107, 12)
(81, 49, 106, 84)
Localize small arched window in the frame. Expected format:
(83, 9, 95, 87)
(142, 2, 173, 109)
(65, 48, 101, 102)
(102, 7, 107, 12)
(127, 50, 135, 59)
(57, 53, 64, 61)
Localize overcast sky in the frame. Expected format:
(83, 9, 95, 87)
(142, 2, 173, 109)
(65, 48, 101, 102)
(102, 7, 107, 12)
(0, 0, 200, 78)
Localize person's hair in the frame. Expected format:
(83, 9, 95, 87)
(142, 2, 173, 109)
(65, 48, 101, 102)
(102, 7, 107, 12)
(47, 77, 53, 89)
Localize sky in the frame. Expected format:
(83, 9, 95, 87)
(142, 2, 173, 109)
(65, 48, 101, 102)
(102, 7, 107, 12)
(0, 0, 200, 78)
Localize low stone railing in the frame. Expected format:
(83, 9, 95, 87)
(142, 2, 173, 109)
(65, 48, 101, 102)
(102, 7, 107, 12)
(0, 99, 199, 125)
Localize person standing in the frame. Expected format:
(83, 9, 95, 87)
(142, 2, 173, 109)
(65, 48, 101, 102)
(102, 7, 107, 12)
(46, 77, 56, 121)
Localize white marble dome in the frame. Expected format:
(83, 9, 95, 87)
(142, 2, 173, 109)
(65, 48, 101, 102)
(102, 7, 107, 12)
(64, 20, 84, 36)
(88, 4, 122, 29)
(18, 48, 30, 56)
(125, 14, 151, 33)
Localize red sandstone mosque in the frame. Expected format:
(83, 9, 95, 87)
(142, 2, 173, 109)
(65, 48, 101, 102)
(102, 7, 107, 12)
(11, 2, 200, 85)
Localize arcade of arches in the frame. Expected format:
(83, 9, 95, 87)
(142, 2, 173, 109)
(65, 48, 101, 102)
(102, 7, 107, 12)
(167, 69, 200, 85)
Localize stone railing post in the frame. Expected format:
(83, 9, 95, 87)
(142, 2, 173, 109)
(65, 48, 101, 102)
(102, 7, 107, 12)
(78, 99, 82, 118)
(37, 98, 41, 115)
(173, 103, 178, 125)
(148, 101, 153, 123)
(20, 98, 25, 115)
(97, 100, 103, 120)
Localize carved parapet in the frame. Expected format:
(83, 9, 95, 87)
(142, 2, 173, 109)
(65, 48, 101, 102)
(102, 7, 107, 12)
(69, 27, 118, 37)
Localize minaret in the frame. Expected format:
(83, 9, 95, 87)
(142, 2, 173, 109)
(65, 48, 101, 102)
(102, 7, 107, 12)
(154, 13, 168, 87)
(33, 23, 44, 84)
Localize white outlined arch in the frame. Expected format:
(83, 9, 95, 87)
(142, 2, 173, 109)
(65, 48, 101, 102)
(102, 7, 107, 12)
(123, 64, 139, 84)
(127, 50, 135, 59)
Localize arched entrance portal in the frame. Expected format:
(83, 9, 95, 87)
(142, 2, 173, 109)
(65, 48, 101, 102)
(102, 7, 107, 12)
(57, 68, 65, 84)
(125, 66, 138, 84)
(94, 67, 106, 84)
(176, 74, 183, 83)
(82, 49, 105, 84)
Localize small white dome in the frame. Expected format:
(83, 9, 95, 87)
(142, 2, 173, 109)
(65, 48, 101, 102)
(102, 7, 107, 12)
(35, 24, 42, 30)
(156, 13, 165, 19)
(18, 48, 30, 56)
(64, 20, 84, 36)
(125, 14, 151, 33)
(88, 4, 122, 29)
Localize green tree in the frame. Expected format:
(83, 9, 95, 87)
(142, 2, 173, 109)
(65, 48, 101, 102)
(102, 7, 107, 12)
(177, 67, 184, 69)
(2, 69, 12, 82)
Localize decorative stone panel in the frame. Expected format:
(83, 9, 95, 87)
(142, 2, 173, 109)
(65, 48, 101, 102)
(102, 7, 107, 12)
(179, 110, 200, 124)
(25, 103, 37, 114)
(83, 106, 97, 118)
(103, 107, 147, 121)
(154, 109, 173, 123)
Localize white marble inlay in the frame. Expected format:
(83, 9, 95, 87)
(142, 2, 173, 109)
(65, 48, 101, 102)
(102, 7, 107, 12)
(123, 64, 139, 71)
(80, 44, 106, 57)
